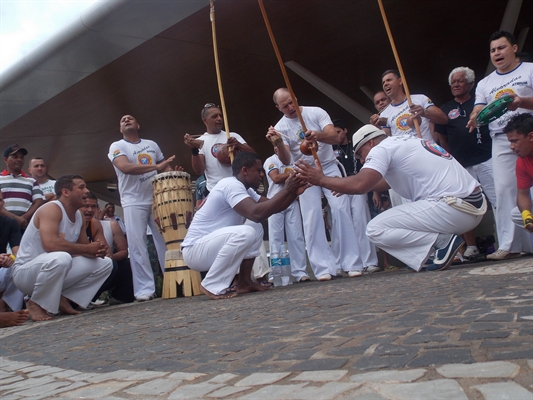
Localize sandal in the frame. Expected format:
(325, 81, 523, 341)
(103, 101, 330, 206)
(385, 265, 398, 272)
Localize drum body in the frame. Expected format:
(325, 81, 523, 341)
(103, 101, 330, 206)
(476, 96, 513, 126)
(151, 171, 193, 250)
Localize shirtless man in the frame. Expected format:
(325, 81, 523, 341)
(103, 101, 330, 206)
(12, 175, 113, 321)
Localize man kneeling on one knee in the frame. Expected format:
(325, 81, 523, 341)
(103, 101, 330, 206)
(12, 175, 113, 321)
(295, 125, 486, 272)
(181, 152, 308, 300)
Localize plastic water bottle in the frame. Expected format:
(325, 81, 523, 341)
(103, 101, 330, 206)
(280, 248, 292, 286)
(270, 252, 283, 287)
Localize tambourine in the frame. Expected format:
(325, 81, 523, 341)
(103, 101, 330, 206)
(476, 95, 513, 126)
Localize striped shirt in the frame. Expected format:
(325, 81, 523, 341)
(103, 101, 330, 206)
(0, 170, 44, 215)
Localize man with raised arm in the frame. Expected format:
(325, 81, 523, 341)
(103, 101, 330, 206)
(266, 88, 365, 281)
(12, 175, 113, 321)
(467, 31, 533, 260)
(295, 125, 486, 273)
(109, 115, 175, 301)
(184, 103, 255, 195)
(181, 152, 307, 300)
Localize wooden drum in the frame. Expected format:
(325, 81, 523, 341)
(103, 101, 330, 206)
(151, 171, 193, 250)
(152, 171, 202, 298)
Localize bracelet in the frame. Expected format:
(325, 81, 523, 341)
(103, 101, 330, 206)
(521, 210, 533, 228)
(191, 147, 199, 156)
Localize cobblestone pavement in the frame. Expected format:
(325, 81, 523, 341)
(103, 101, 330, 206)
(1, 256, 532, 399)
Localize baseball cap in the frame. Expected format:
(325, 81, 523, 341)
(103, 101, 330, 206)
(352, 125, 386, 155)
(3, 144, 28, 158)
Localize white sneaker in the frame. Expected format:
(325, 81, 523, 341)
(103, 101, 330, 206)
(135, 294, 154, 302)
(298, 275, 311, 282)
(463, 247, 480, 258)
(363, 265, 380, 274)
(486, 249, 521, 261)
(317, 273, 332, 281)
(348, 271, 363, 278)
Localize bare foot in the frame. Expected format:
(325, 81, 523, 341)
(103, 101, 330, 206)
(200, 284, 237, 300)
(59, 296, 81, 315)
(237, 280, 272, 294)
(0, 310, 29, 327)
(26, 299, 52, 321)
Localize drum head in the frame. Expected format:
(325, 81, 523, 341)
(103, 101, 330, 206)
(476, 96, 513, 126)
(152, 171, 190, 182)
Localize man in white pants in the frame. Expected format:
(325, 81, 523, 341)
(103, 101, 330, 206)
(467, 30, 533, 260)
(12, 175, 113, 321)
(295, 125, 486, 272)
(181, 152, 307, 300)
(264, 146, 308, 282)
(108, 115, 176, 301)
(267, 88, 365, 280)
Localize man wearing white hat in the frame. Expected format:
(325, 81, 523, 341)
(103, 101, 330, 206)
(295, 125, 486, 272)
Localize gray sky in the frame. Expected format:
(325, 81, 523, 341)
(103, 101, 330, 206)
(0, 0, 100, 73)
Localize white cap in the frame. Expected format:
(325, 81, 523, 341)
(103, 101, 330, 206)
(352, 125, 387, 155)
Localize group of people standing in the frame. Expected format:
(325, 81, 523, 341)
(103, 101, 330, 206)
(1, 30, 532, 322)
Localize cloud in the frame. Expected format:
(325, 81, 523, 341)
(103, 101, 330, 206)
(0, 0, 100, 73)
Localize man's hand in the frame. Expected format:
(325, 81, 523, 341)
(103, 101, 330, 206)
(85, 241, 108, 259)
(506, 93, 522, 111)
(0, 253, 15, 268)
(295, 158, 324, 187)
(409, 103, 426, 118)
(266, 126, 284, 146)
(15, 215, 28, 229)
(304, 130, 319, 142)
(44, 193, 56, 202)
(156, 155, 176, 171)
(284, 171, 309, 196)
(184, 133, 201, 149)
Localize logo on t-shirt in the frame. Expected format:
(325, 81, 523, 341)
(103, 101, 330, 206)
(267, 163, 276, 172)
(297, 129, 306, 141)
(138, 154, 153, 165)
(396, 114, 411, 130)
(112, 149, 121, 159)
(448, 109, 461, 119)
(283, 167, 294, 174)
(494, 88, 515, 99)
(421, 140, 452, 160)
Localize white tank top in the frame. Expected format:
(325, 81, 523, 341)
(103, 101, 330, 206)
(14, 200, 83, 266)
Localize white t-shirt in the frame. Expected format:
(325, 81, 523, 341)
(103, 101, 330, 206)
(475, 62, 533, 135)
(198, 130, 247, 192)
(263, 154, 295, 199)
(181, 177, 260, 247)
(39, 179, 56, 196)
(108, 139, 164, 207)
(274, 106, 336, 167)
(14, 200, 83, 266)
(362, 136, 478, 201)
(380, 94, 435, 140)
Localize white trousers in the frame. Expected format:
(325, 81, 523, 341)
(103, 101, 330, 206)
(465, 158, 497, 207)
(511, 206, 533, 248)
(268, 200, 308, 279)
(367, 200, 482, 271)
(349, 194, 378, 267)
(300, 162, 363, 278)
(182, 221, 263, 295)
(12, 252, 112, 314)
(0, 267, 24, 311)
(123, 204, 167, 298)
(492, 135, 533, 253)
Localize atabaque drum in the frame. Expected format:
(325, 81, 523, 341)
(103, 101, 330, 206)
(476, 95, 513, 126)
(151, 171, 193, 250)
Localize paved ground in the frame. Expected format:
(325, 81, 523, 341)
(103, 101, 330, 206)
(1, 256, 532, 399)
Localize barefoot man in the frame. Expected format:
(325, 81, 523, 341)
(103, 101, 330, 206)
(11, 175, 113, 321)
(181, 152, 308, 299)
